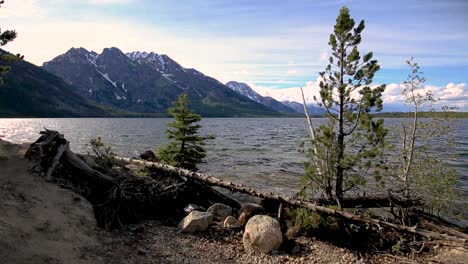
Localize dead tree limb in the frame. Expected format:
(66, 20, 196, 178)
(120, 157, 467, 245)
(25, 130, 239, 228)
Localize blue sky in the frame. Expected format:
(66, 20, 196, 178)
(2, 0, 467, 109)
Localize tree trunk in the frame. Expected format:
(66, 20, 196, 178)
(119, 157, 467, 244)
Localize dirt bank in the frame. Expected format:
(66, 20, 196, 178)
(0, 140, 102, 264)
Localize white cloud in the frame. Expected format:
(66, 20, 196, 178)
(381, 82, 467, 110)
(249, 77, 323, 104)
(249, 79, 468, 111)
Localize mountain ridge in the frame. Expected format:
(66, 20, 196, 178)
(42, 47, 282, 117)
(0, 50, 133, 117)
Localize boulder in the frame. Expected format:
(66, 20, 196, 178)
(238, 203, 265, 225)
(223, 216, 242, 229)
(243, 215, 283, 254)
(178, 211, 214, 233)
(207, 203, 233, 221)
(139, 150, 157, 161)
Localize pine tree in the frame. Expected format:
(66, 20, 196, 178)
(0, 0, 22, 86)
(302, 7, 387, 205)
(158, 93, 214, 171)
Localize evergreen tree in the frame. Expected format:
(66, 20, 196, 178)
(158, 93, 214, 171)
(0, 0, 22, 86)
(302, 7, 387, 205)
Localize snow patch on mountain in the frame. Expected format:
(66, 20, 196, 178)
(226, 81, 261, 103)
(96, 70, 117, 88)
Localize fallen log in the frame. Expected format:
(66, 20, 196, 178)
(25, 130, 240, 228)
(120, 157, 467, 245)
(25, 130, 467, 244)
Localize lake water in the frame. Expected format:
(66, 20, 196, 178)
(0, 118, 467, 198)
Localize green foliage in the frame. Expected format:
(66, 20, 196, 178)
(158, 93, 214, 171)
(137, 167, 151, 177)
(388, 58, 461, 217)
(0, 1, 22, 86)
(88, 137, 117, 171)
(302, 6, 387, 203)
(286, 207, 321, 231)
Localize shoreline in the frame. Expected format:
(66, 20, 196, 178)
(1, 139, 468, 263)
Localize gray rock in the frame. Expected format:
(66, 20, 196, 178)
(243, 215, 283, 254)
(178, 211, 213, 233)
(238, 203, 265, 225)
(207, 203, 233, 221)
(223, 216, 242, 229)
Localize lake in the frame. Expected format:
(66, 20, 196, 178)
(0, 118, 467, 198)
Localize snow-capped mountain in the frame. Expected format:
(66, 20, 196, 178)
(42, 47, 279, 117)
(281, 101, 325, 116)
(225, 81, 296, 113)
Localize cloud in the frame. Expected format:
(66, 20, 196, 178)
(248, 77, 323, 104)
(249, 79, 468, 111)
(381, 82, 467, 110)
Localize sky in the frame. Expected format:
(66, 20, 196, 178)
(1, 0, 467, 110)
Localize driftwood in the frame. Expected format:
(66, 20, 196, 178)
(25, 130, 467, 245)
(25, 130, 239, 228)
(120, 157, 467, 245)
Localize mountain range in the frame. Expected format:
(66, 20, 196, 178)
(1, 47, 324, 117)
(42, 47, 281, 117)
(0, 50, 125, 117)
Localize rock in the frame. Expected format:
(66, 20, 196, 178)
(178, 211, 214, 233)
(238, 203, 265, 225)
(139, 150, 157, 161)
(223, 216, 242, 229)
(184, 204, 205, 214)
(207, 203, 233, 221)
(243, 215, 283, 254)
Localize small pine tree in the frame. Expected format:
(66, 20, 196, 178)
(1, 0, 23, 85)
(158, 93, 214, 171)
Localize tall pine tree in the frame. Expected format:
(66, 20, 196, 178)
(0, 0, 22, 86)
(302, 7, 386, 205)
(158, 93, 214, 171)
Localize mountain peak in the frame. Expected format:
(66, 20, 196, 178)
(101, 47, 126, 57)
(43, 47, 98, 67)
(226, 81, 297, 114)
